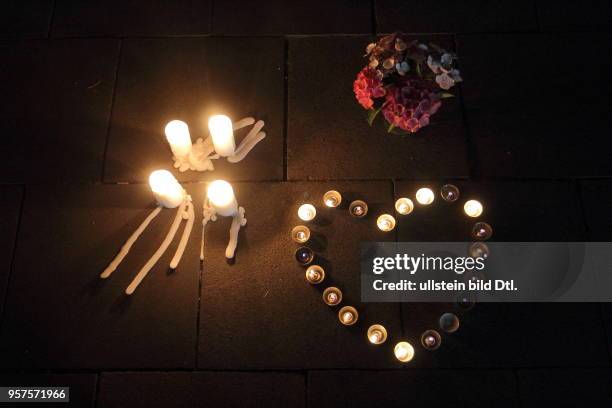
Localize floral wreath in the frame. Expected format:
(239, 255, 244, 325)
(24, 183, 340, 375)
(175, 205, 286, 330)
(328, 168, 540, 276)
(353, 32, 462, 134)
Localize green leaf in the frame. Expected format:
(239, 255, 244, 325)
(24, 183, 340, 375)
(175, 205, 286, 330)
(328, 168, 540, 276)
(387, 122, 395, 133)
(440, 92, 455, 99)
(416, 62, 422, 77)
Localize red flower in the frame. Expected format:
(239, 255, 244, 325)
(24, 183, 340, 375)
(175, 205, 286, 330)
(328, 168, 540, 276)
(353, 67, 386, 110)
(382, 78, 441, 133)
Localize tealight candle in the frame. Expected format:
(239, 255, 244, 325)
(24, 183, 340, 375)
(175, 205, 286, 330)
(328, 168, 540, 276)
(208, 115, 235, 157)
(322, 287, 342, 306)
(149, 170, 185, 209)
(464, 200, 483, 217)
(349, 200, 368, 218)
(207, 180, 238, 217)
(295, 246, 315, 266)
(377, 214, 396, 232)
(395, 198, 414, 215)
(165, 120, 192, 159)
(338, 306, 358, 326)
(323, 190, 342, 208)
(416, 187, 435, 205)
(305, 265, 325, 284)
(291, 225, 311, 243)
(367, 324, 388, 345)
(298, 204, 316, 221)
(394, 341, 415, 362)
(420, 330, 442, 350)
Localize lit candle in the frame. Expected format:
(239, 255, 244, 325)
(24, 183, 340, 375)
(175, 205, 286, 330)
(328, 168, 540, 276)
(394, 341, 415, 362)
(323, 190, 342, 208)
(291, 225, 311, 243)
(298, 204, 316, 221)
(338, 306, 358, 326)
(165, 120, 192, 159)
(464, 200, 483, 217)
(207, 180, 238, 217)
(395, 198, 414, 215)
(208, 115, 235, 157)
(377, 214, 396, 232)
(349, 200, 368, 218)
(305, 265, 325, 284)
(416, 188, 435, 205)
(322, 287, 342, 306)
(149, 170, 185, 208)
(367, 324, 388, 345)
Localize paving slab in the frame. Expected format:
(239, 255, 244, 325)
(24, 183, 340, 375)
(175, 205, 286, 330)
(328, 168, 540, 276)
(376, 0, 537, 33)
(1, 1, 53, 38)
(0, 39, 119, 183)
(213, 0, 371, 35)
(0, 183, 200, 369)
(517, 368, 612, 407)
(52, 0, 211, 37)
(288, 36, 468, 180)
(198, 181, 403, 369)
(104, 37, 284, 183)
(97, 371, 305, 408)
(537, 0, 612, 30)
(308, 369, 518, 408)
(0, 186, 23, 318)
(458, 33, 612, 177)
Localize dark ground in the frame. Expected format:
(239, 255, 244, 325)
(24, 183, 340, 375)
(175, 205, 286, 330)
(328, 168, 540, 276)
(1, 0, 612, 407)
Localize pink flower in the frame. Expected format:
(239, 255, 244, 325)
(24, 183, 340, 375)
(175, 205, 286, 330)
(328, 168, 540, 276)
(353, 67, 386, 110)
(381, 78, 441, 133)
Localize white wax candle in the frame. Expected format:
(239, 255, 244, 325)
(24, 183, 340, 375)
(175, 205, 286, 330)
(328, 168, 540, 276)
(149, 170, 185, 208)
(208, 115, 235, 157)
(207, 180, 238, 217)
(165, 120, 192, 158)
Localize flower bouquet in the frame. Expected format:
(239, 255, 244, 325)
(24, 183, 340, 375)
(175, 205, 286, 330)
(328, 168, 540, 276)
(353, 32, 462, 134)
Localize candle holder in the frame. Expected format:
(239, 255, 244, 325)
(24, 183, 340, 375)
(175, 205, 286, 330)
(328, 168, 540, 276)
(471, 222, 492, 241)
(323, 190, 342, 208)
(464, 199, 483, 217)
(165, 116, 266, 172)
(415, 187, 435, 205)
(199, 180, 247, 261)
(420, 329, 442, 350)
(305, 265, 325, 284)
(298, 204, 317, 222)
(394, 198, 414, 215)
(468, 242, 489, 259)
(376, 214, 396, 232)
(367, 324, 388, 345)
(291, 225, 311, 244)
(349, 200, 368, 218)
(440, 184, 460, 202)
(338, 306, 358, 326)
(295, 246, 315, 266)
(439, 312, 460, 333)
(322, 287, 342, 306)
(101, 170, 195, 295)
(394, 341, 415, 363)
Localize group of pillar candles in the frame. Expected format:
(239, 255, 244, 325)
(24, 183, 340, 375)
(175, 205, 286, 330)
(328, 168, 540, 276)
(101, 114, 244, 295)
(291, 186, 481, 362)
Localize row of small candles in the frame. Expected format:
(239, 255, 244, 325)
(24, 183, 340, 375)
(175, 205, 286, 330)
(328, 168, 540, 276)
(292, 186, 472, 362)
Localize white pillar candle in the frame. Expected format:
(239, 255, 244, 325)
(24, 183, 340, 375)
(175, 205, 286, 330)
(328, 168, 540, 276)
(165, 120, 192, 158)
(207, 180, 238, 217)
(208, 115, 235, 157)
(149, 170, 185, 208)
